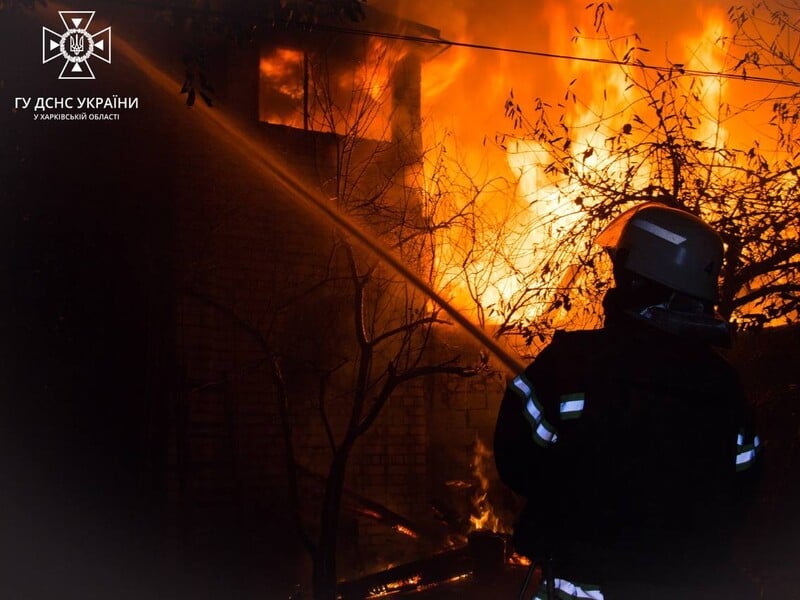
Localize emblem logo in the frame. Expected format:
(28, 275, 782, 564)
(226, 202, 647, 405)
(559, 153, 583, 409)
(43, 11, 111, 80)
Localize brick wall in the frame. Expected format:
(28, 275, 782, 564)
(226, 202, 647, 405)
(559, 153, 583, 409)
(165, 116, 513, 582)
(156, 24, 513, 590)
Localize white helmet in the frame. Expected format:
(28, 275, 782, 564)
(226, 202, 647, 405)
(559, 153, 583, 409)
(596, 203, 724, 303)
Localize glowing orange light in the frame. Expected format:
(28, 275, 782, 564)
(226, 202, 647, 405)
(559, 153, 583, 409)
(392, 524, 419, 539)
(468, 438, 510, 534)
(420, 6, 764, 332)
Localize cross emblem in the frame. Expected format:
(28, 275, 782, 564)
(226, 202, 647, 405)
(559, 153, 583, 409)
(43, 11, 111, 80)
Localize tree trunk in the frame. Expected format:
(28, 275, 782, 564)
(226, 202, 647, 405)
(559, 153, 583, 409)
(312, 441, 354, 600)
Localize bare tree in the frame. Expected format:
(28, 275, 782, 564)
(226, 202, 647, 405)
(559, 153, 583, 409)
(182, 31, 492, 600)
(728, 1, 800, 152)
(492, 2, 800, 339)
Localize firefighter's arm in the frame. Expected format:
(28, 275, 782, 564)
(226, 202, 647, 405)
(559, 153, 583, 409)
(721, 364, 763, 522)
(494, 346, 560, 498)
(734, 400, 762, 500)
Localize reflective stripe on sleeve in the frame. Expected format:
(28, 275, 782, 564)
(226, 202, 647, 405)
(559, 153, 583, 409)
(526, 398, 543, 423)
(736, 448, 757, 470)
(534, 420, 558, 447)
(515, 376, 546, 427)
(510, 374, 558, 447)
(534, 578, 604, 600)
(736, 432, 762, 472)
(511, 375, 534, 399)
(559, 393, 585, 420)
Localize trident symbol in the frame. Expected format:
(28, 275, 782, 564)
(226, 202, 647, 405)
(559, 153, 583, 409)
(43, 11, 112, 79)
(69, 34, 84, 55)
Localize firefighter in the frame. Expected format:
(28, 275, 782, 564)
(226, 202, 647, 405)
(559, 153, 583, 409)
(494, 203, 761, 599)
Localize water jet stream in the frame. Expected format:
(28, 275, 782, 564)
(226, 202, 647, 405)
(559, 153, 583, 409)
(113, 32, 526, 374)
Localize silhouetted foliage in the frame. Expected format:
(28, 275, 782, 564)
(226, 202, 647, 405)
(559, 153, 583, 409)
(493, 1, 800, 339)
(728, 1, 800, 152)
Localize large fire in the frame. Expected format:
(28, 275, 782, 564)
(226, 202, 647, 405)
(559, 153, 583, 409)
(390, 0, 796, 334)
(258, 1, 798, 333)
(419, 4, 734, 327)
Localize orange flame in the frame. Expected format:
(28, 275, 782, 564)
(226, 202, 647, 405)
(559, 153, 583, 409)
(468, 438, 510, 534)
(412, 2, 772, 331)
(261, 3, 792, 330)
(259, 38, 408, 140)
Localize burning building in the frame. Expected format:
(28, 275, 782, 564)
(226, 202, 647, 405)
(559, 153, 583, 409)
(88, 7, 513, 596)
(1, 2, 521, 596)
(3, 1, 799, 598)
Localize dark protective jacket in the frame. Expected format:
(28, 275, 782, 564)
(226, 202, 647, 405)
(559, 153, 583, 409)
(494, 316, 760, 595)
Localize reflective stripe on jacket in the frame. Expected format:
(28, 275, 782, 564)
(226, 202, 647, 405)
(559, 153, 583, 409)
(494, 319, 760, 587)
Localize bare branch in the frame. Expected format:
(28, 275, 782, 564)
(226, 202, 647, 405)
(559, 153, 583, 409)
(370, 316, 452, 347)
(354, 359, 482, 439)
(732, 282, 800, 308)
(270, 355, 316, 556)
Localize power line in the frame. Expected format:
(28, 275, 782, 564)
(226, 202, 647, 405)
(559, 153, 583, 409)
(312, 22, 800, 89)
(104, 0, 800, 88)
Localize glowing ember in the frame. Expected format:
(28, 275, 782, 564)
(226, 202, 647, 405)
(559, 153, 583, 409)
(508, 552, 532, 567)
(365, 572, 474, 598)
(357, 508, 383, 520)
(366, 574, 422, 598)
(392, 524, 419, 539)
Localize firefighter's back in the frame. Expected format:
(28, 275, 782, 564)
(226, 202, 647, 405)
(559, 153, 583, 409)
(530, 322, 751, 594)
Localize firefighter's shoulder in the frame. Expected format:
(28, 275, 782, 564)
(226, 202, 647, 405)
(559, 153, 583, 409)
(547, 327, 613, 358)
